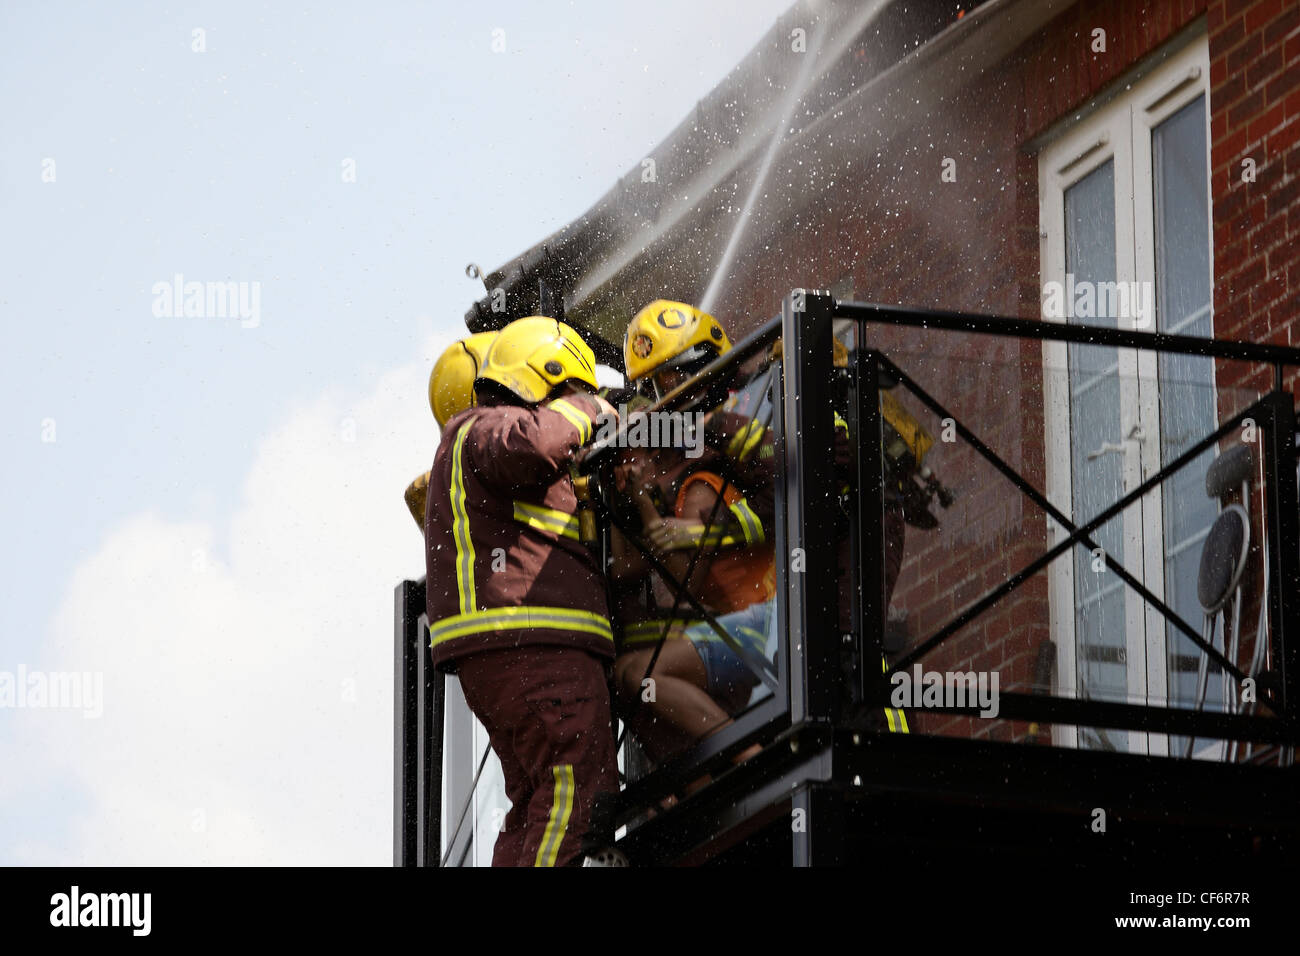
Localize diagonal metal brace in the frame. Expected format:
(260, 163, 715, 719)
(877, 351, 1255, 690)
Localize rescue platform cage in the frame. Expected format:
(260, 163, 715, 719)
(395, 289, 1300, 866)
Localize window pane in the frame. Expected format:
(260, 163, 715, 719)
(1064, 160, 1129, 749)
(1152, 96, 1219, 734)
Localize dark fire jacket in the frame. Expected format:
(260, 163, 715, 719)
(425, 393, 614, 670)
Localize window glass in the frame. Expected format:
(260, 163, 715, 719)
(1064, 160, 1131, 749)
(1153, 96, 1219, 739)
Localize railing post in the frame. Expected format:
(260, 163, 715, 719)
(791, 784, 845, 866)
(1261, 391, 1300, 723)
(414, 609, 442, 866)
(782, 289, 839, 724)
(854, 347, 889, 720)
(393, 579, 425, 867)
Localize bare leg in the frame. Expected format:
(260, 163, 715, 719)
(615, 641, 760, 766)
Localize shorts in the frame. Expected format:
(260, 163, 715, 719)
(684, 599, 775, 700)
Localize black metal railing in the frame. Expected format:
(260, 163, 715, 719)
(836, 295, 1300, 745)
(394, 288, 1300, 866)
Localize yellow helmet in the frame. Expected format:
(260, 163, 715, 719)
(428, 332, 498, 428)
(624, 300, 731, 385)
(476, 316, 598, 404)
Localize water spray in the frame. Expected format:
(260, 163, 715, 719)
(700, 0, 892, 312)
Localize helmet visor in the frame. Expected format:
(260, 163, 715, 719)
(650, 346, 718, 400)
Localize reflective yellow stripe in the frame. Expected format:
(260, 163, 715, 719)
(535, 764, 575, 867)
(882, 656, 909, 734)
(622, 619, 700, 644)
(833, 411, 849, 435)
(512, 501, 580, 540)
(547, 399, 593, 444)
(883, 706, 910, 733)
(726, 421, 766, 462)
(450, 418, 478, 615)
(728, 498, 765, 545)
(678, 522, 742, 549)
(430, 605, 614, 647)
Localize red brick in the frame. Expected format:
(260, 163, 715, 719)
(1218, 178, 1252, 218)
(1215, 278, 1233, 313)
(1217, 68, 1247, 108)
(1213, 14, 1246, 53)
(1252, 269, 1288, 311)
(1218, 122, 1253, 167)
(1248, 101, 1287, 141)
(1216, 231, 1248, 273)
(1289, 86, 1300, 118)
(1270, 114, 1300, 153)
(1227, 32, 1264, 75)
(1214, 295, 1249, 336)
(1266, 172, 1300, 216)
(1266, 63, 1300, 105)
(1229, 256, 1268, 294)
(1264, 3, 1300, 47)
(1247, 46, 1283, 89)
(1272, 235, 1300, 273)
(1256, 154, 1286, 191)
(1229, 89, 1266, 130)
(1208, 0, 1228, 31)
(1249, 209, 1289, 255)
(1245, 0, 1285, 35)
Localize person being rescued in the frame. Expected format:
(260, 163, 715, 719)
(611, 440, 776, 762)
(605, 300, 776, 764)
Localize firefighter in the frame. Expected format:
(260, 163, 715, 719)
(424, 316, 619, 867)
(403, 332, 498, 530)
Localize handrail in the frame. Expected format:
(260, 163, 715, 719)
(838, 299, 1300, 367)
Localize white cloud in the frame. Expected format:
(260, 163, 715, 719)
(8, 339, 451, 865)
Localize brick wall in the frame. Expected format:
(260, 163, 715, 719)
(1209, 0, 1300, 386)
(1206, 0, 1300, 713)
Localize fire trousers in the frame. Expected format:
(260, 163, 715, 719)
(455, 644, 619, 867)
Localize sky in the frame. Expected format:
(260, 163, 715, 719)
(0, 0, 796, 865)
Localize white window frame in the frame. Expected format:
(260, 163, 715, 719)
(1038, 35, 1213, 755)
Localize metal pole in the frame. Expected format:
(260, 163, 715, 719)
(791, 784, 845, 866)
(855, 347, 889, 719)
(837, 300, 1300, 367)
(1262, 391, 1300, 722)
(393, 579, 423, 867)
(415, 611, 442, 867)
(782, 290, 840, 724)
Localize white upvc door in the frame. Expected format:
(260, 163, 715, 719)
(1132, 41, 1219, 759)
(1039, 36, 1214, 755)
